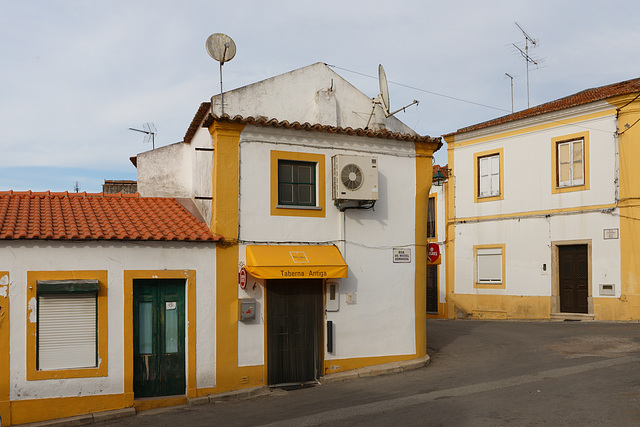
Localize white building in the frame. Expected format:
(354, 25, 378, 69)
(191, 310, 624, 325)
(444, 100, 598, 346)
(443, 77, 640, 320)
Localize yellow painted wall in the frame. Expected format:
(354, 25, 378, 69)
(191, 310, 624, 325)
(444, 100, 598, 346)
(610, 94, 640, 320)
(0, 272, 9, 426)
(450, 294, 551, 320)
(209, 120, 264, 394)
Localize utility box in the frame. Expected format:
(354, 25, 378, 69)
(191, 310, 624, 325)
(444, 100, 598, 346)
(239, 298, 256, 321)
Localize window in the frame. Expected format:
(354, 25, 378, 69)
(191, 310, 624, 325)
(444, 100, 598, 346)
(27, 271, 108, 380)
(474, 149, 503, 202)
(427, 196, 436, 239)
(557, 138, 584, 187)
(478, 154, 500, 198)
(474, 245, 505, 288)
(270, 150, 326, 217)
(278, 160, 316, 206)
(551, 132, 590, 194)
(37, 281, 98, 370)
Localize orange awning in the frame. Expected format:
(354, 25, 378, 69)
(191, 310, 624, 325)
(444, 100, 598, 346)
(245, 245, 348, 280)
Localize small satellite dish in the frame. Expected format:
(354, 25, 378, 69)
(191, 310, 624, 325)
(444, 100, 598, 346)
(378, 64, 390, 115)
(205, 33, 236, 64)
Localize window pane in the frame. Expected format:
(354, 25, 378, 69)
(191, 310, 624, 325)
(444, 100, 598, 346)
(559, 143, 570, 163)
(572, 141, 583, 161)
(296, 184, 314, 205)
(297, 165, 313, 184)
(560, 163, 571, 184)
(490, 155, 500, 174)
(427, 197, 436, 238)
(278, 184, 294, 204)
(139, 302, 153, 354)
(574, 161, 584, 181)
(490, 174, 500, 196)
(279, 164, 293, 183)
(165, 302, 179, 354)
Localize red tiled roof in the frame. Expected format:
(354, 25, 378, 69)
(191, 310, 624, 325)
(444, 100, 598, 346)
(446, 76, 640, 136)
(0, 191, 217, 242)
(203, 113, 442, 147)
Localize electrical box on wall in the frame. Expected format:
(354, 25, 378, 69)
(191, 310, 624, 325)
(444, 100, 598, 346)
(239, 298, 256, 321)
(326, 281, 339, 312)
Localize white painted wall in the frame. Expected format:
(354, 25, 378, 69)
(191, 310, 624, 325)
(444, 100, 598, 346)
(452, 103, 622, 301)
(210, 62, 416, 134)
(190, 126, 214, 225)
(137, 142, 192, 198)
(4, 240, 216, 400)
(236, 125, 419, 362)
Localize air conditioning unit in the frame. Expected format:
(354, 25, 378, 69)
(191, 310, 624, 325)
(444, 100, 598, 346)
(332, 155, 379, 201)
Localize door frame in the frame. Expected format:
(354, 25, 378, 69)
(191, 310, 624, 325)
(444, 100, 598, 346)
(124, 270, 197, 406)
(551, 240, 592, 314)
(265, 278, 324, 386)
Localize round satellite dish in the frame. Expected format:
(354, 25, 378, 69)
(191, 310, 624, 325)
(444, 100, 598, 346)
(378, 64, 390, 114)
(205, 33, 236, 63)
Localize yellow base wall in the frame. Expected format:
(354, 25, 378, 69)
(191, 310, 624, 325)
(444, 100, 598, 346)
(593, 296, 640, 321)
(449, 294, 551, 320)
(450, 294, 640, 321)
(10, 394, 127, 425)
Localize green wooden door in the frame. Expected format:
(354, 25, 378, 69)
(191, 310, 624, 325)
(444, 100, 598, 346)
(133, 279, 186, 397)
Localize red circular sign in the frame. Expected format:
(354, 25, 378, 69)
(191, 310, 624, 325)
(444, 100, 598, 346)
(239, 267, 247, 290)
(427, 243, 441, 264)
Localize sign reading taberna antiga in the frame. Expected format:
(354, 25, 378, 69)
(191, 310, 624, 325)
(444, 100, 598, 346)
(244, 245, 348, 280)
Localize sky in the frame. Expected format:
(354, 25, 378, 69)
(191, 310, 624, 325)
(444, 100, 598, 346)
(1, 0, 639, 193)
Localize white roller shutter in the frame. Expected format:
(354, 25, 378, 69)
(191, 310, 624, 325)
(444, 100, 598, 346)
(38, 293, 97, 370)
(477, 248, 503, 284)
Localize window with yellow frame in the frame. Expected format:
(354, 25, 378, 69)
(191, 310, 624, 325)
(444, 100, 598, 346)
(551, 132, 590, 194)
(270, 150, 325, 217)
(474, 244, 506, 289)
(26, 270, 108, 380)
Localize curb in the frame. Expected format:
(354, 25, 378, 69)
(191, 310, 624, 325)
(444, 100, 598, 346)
(18, 355, 430, 426)
(320, 355, 431, 384)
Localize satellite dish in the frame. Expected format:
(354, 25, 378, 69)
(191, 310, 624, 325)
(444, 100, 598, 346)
(205, 33, 236, 64)
(378, 64, 390, 115)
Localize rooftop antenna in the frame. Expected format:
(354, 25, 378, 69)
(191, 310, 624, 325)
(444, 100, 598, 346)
(74, 181, 80, 193)
(505, 73, 514, 113)
(513, 22, 539, 109)
(366, 64, 419, 129)
(129, 123, 157, 149)
(206, 33, 237, 116)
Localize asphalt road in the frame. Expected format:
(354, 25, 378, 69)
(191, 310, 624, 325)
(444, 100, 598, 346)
(96, 320, 640, 426)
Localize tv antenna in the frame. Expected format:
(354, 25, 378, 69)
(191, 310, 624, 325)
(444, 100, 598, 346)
(129, 122, 157, 149)
(366, 64, 419, 129)
(206, 33, 237, 116)
(512, 22, 539, 108)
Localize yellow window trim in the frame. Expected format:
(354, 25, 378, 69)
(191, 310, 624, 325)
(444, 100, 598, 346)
(26, 270, 108, 380)
(551, 131, 590, 194)
(474, 244, 506, 289)
(473, 148, 504, 203)
(427, 192, 438, 241)
(270, 150, 326, 217)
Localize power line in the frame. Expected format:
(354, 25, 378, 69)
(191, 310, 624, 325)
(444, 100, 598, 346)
(325, 64, 511, 113)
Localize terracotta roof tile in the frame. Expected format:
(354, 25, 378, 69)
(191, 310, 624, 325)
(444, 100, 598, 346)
(0, 191, 218, 242)
(202, 113, 442, 147)
(446, 76, 640, 136)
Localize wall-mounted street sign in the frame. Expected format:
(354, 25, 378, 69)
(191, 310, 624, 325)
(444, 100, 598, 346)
(393, 248, 411, 263)
(603, 228, 619, 240)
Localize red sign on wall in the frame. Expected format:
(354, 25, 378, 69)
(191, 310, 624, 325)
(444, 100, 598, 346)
(427, 243, 441, 265)
(239, 267, 247, 290)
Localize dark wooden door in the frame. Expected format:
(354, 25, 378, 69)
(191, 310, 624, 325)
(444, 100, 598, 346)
(133, 279, 186, 397)
(426, 265, 438, 314)
(267, 279, 322, 385)
(559, 245, 588, 313)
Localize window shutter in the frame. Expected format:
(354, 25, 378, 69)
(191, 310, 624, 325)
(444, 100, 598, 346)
(572, 140, 584, 185)
(479, 157, 490, 197)
(477, 248, 502, 283)
(489, 155, 500, 196)
(38, 294, 97, 370)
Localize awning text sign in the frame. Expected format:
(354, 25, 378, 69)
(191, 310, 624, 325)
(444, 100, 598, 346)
(245, 245, 348, 279)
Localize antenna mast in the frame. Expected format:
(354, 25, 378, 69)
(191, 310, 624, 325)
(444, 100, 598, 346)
(513, 22, 538, 108)
(206, 33, 237, 116)
(129, 123, 157, 149)
(505, 73, 514, 113)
